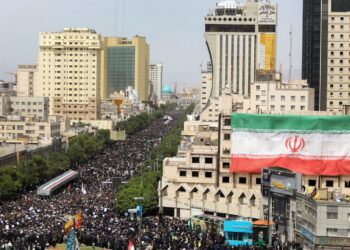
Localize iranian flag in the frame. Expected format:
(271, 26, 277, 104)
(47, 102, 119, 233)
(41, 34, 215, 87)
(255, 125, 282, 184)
(230, 113, 350, 176)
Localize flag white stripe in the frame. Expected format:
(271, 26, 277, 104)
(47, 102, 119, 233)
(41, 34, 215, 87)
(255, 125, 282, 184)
(231, 131, 350, 157)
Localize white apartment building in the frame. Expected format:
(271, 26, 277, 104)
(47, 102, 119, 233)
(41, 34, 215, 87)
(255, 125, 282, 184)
(205, 0, 277, 98)
(0, 117, 60, 144)
(10, 96, 49, 121)
(327, 2, 350, 113)
(149, 63, 163, 102)
(16, 64, 38, 97)
(37, 28, 101, 120)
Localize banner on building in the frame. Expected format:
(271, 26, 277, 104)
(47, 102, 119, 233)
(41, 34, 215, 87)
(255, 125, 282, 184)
(110, 130, 126, 141)
(258, 3, 277, 25)
(230, 113, 350, 176)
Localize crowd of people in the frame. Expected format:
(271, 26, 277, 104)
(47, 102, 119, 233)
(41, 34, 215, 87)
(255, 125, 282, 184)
(0, 109, 300, 250)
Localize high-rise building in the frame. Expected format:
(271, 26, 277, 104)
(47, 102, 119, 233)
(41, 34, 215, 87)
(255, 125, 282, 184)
(200, 62, 213, 111)
(205, 0, 277, 98)
(36, 28, 102, 120)
(303, 0, 350, 113)
(16, 65, 38, 97)
(149, 63, 163, 102)
(100, 36, 150, 101)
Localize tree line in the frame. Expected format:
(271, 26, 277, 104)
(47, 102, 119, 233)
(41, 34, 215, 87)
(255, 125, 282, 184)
(0, 104, 177, 201)
(116, 104, 195, 215)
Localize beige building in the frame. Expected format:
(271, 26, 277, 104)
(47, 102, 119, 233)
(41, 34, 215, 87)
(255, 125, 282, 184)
(200, 63, 213, 111)
(326, 3, 350, 113)
(100, 36, 150, 101)
(0, 117, 60, 144)
(160, 113, 350, 226)
(16, 65, 38, 97)
(201, 72, 316, 121)
(36, 28, 101, 120)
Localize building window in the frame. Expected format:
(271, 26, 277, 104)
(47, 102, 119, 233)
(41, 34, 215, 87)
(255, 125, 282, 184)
(281, 96, 285, 101)
(327, 228, 337, 236)
(224, 118, 231, 126)
(222, 162, 230, 169)
(192, 157, 200, 163)
(256, 178, 261, 184)
(281, 105, 285, 111)
(180, 171, 186, 177)
(256, 85, 260, 90)
(224, 133, 230, 140)
(270, 105, 275, 110)
(271, 95, 275, 101)
(222, 176, 230, 183)
(327, 212, 338, 220)
(205, 172, 212, 178)
(345, 181, 350, 188)
(301, 96, 306, 102)
(326, 180, 334, 187)
(256, 95, 260, 101)
(205, 157, 213, 164)
(291, 105, 296, 110)
(300, 106, 305, 111)
(192, 171, 199, 177)
(308, 180, 316, 186)
(291, 96, 296, 102)
(239, 177, 247, 184)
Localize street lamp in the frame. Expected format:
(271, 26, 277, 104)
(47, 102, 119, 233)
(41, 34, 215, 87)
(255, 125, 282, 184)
(134, 197, 144, 250)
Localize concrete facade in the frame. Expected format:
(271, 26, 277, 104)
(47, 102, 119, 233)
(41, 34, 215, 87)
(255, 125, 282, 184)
(10, 96, 49, 121)
(149, 63, 163, 102)
(0, 118, 60, 144)
(36, 28, 101, 120)
(16, 64, 38, 97)
(200, 63, 213, 111)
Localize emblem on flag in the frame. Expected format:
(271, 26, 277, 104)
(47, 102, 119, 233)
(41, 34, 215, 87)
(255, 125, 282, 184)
(285, 136, 305, 153)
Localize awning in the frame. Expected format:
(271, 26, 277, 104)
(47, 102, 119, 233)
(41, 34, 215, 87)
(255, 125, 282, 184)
(37, 170, 78, 196)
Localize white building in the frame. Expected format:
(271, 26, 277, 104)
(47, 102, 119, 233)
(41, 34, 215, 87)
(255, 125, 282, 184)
(10, 96, 49, 121)
(16, 65, 38, 97)
(149, 63, 163, 102)
(205, 0, 277, 98)
(36, 28, 102, 120)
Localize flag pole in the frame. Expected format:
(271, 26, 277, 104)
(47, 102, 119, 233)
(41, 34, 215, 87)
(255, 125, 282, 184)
(73, 217, 76, 250)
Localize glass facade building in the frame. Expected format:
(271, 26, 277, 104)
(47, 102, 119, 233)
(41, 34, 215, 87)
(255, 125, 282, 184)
(107, 47, 135, 97)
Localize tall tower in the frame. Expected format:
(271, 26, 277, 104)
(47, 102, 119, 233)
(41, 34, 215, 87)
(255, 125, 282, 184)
(149, 63, 163, 102)
(100, 36, 150, 101)
(205, 0, 277, 98)
(37, 28, 101, 120)
(303, 0, 350, 113)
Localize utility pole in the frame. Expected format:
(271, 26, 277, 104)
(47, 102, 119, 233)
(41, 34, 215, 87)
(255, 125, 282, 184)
(134, 197, 144, 250)
(288, 26, 293, 82)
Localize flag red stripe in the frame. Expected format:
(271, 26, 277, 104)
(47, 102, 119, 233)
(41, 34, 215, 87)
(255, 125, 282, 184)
(230, 157, 350, 176)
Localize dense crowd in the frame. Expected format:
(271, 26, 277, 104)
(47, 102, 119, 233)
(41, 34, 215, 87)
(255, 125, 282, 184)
(0, 110, 187, 249)
(0, 109, 299, 250)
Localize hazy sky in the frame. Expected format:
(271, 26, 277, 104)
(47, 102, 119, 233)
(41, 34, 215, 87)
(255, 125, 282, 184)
(0, 0, 303, 87)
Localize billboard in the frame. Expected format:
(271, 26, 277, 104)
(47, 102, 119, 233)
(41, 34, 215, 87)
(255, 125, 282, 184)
(261, 168, 301, 197)
(258, 3, 277, 25)
(258, 33, 276, 71)
(110, 130, 126, 141)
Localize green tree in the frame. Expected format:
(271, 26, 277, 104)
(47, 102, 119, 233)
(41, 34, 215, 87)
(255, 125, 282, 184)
(66, 143, 88, 164)
(96, 129, 110, 145)
(46, 152, 70, 177)
(0, 174, 22, 200)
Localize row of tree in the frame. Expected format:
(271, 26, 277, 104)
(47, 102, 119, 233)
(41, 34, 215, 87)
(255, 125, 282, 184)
(0, 129, 110, 201)
(116, 104, 195, 214)
(0, 103, 177, 201)
(117, 103, 177, 135)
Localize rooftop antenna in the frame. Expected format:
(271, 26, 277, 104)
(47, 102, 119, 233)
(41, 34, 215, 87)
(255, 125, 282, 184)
(288, 26, 293, 82)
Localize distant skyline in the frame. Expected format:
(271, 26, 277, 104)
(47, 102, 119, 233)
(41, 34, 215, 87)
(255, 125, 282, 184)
(1, 0, 303, 89)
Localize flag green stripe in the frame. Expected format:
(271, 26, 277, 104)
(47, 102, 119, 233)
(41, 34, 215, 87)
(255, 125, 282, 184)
(231, 113, 350, 132)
